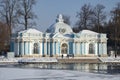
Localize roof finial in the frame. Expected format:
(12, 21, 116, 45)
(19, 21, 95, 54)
(56, 14, 64, 22)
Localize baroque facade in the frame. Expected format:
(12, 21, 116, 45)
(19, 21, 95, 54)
(10, 14, 107, 57)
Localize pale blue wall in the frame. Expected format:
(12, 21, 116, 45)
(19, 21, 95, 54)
(19, 42, 21, 56)
(12, 32, 107, 56)
(69, 42, 73, 54)
(10, 41, 14, 52)
(42, 42, 44, 55)
(73, 42, 75, 54)
(50, 42, 52, 56)
(47, 42, 49, 55)
(99, 43, 102, 55)
(54, 42, 56, 55)
(75, 43, 77, 54)
(58, 42, 60, 55)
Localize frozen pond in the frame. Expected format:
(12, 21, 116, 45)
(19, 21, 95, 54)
(0, 63, 120, 80)
(0, 67, 120, 80)
(10, 63, 120, 74)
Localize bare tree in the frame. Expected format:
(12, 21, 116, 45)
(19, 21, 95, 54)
(76, 4, 93, 30)
(0, 22, 10, 51)
(110, 2, 120, 56)
(0, 0, 19, 37)
(92, 4, 106, 32)
(63, 15, 71, 25)
(18, 0, 36, 30)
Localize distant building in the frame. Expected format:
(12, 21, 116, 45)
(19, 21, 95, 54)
(10, 14, 107, 57)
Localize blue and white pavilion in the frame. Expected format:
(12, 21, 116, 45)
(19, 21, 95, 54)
(10, 14, 107, 57)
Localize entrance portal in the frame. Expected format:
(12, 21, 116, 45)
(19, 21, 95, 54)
(61, 43, 68, 55)
(89, 43, 95, 54)
(33, 43, 39, 54)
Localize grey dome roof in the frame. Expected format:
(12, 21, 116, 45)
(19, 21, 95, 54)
(46, 14, 73, 34)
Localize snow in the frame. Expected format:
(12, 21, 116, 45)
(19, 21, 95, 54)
(0, 68, 119, 80)
(18, 28, 42, 34)
(18, 57, 58, 63)
(80, 30, 98, 34)
(99, 57, 120, 63)
(0, 57, 58, 63)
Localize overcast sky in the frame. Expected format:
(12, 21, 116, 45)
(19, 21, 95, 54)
(33, 0, 120, 32)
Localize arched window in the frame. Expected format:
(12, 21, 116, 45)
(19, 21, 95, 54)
(89, 43, 95, 54)
(33, 43, 39, 54)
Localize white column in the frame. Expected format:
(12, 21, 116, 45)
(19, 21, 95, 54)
(77, 42, 79, 54)
(17, 42, 19, 56)
(24, 42, 26, 55)
(68, 42, 69, 54)
(25, 41, 28, 55)
(84, 42, 86, 55)
(103, 42, 107, 54)
(21, 42, 24, 56)
(40, 42, 43, 55)
(29, 42, 32, 55)
(85, 43, 88, 55)
(80, 42, 82, 55)
(79, 42, 81, 55)
(58, 42, 60, 56)
(83, 42, 84, 54)
(82, 42, 84, 55)
(44, 40, 47, 56)
(73, 42, 75, 55)
(78, 42, 80, 55)
(101, 43, 104, 54)
(95, 42, 98, 55)
(56, 42, 58, 55)
(98, 42, 100, 56)
(101, 43, 103, 55)
(55, 42, 57, 55)
(99, 43, 101, 55)
(75, 42, 77, 54)
(28, 41, 30, 55)
(38, 42, 40, 55)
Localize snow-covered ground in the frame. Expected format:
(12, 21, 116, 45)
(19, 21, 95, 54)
(0, 68, 119, 80)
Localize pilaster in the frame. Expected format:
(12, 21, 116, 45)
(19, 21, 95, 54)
(73, 42, 75, 55)
(80, 42, 82, 55)
(17, 42, 19, 56)
(40, 42, 43, 55)
(21, 41, 24, 56)
(56, 42, 59, 55)
(44, 42, 46, 55)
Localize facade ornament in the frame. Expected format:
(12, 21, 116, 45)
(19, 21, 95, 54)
(56, 14, 64, 22)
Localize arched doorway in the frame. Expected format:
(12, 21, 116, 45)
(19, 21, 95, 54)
(89, 43, 95, 54)
(33, 43, 39, 54)
(61, 43, 68, 55)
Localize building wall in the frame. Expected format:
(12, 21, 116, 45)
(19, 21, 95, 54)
(11, 30, 107, 57)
